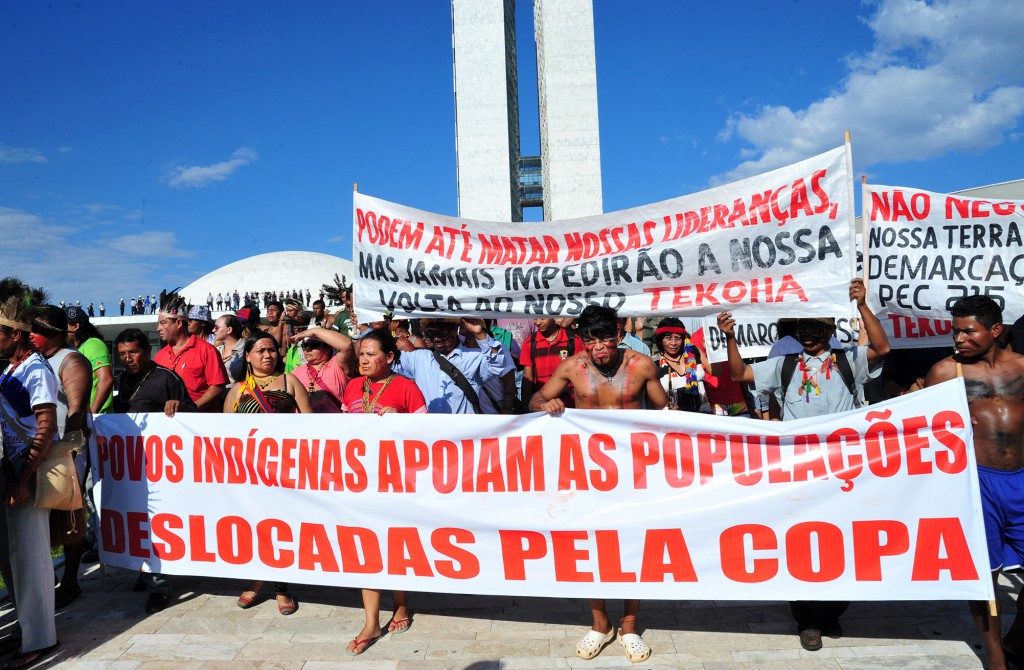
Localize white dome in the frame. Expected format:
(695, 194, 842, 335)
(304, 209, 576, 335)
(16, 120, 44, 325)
(180, 251, 354, 305)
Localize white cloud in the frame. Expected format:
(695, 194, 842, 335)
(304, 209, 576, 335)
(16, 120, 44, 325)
(717, 0, 1024, 183)
(0, 143, 46, 165)
(107, 231, 193, 257)
(56, 146, 74, 153)
(0, 205, 195, 306)
(167, 147, 259, 189)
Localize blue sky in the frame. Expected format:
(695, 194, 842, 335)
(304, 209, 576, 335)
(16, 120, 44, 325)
(2, 0, 1022, 307)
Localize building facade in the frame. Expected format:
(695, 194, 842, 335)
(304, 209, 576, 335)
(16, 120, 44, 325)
(451, 0, 603, 222)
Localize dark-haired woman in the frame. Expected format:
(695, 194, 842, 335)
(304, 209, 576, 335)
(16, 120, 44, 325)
(224, 331, 311, 614)
(652, 317, 702, 412)
(341, 330, 425, 655)
(214, 314, 245, 384)
(289, 327, 354, 413)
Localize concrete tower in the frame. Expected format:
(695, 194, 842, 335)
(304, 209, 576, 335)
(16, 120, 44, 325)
(451, 0, 602, 222)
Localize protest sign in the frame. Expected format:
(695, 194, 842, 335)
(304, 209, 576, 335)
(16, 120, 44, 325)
(701, 315, 859, 364)
(865, 184, 1024, 321)
(353, 145, 857, 321)
(93, 380, 991, 602)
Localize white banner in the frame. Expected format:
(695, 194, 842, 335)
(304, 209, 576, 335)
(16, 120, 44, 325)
(700, 313, 954, 361)
(865, 184, 1024, 322)
(353, 146, 857, 321)
(93, 380, 991, 602)
(701, 315, 859, 364)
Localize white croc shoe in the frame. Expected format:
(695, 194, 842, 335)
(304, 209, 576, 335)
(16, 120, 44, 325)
(618, 632, 651, 663)
(576, 628, 616, 660)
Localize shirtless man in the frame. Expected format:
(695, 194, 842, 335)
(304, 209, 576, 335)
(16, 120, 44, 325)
(925, 295, 1024, 670)
(529, 305, 667, 664)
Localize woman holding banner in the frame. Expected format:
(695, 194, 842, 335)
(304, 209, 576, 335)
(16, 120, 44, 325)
(225, 331, 311, 615)
(342, 329, 424, 655)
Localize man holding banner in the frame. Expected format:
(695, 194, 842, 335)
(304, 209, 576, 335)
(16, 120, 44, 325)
(718, 277, 890, 651)
(530, 305, 667, 664)
(925, 296, 1024, 670)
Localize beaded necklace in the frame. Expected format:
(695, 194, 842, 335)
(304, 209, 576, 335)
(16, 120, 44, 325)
(797, 352, 836, 400)
(252, 373, 279, 391)
(305, 361, 325, 394)
(362, 374, 396, 414)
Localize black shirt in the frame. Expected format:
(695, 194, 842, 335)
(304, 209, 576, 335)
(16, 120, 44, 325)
(114, 364, 197, 413)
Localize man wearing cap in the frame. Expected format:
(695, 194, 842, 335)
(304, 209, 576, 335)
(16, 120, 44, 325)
(153, 291, 228, 412)
(66, 306, 113, 415)
(392, 317, 507, 414)
(718, 278, 890, 652)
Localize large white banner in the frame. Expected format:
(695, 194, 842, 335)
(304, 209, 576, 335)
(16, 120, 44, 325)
(93, 380, 991, 602)
(865, 184, 1024, 322)
(353, 146, 857, 321)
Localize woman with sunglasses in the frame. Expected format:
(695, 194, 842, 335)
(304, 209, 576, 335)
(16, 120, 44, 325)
(289, 327, 354, 413)
(224, 331, 311, 614)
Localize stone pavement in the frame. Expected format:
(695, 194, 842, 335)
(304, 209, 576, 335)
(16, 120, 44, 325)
(5, 564, 1018, 670)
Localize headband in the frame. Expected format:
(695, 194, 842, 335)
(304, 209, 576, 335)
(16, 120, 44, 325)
(655, 326, 688, 337)
(31, 318, 66, 334)
(0, 315, 31, 331)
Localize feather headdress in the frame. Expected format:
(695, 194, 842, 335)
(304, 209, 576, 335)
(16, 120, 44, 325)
(321, 274, 352, 305)
(0, 276, 48, 332)
(159, 288, 188, 318)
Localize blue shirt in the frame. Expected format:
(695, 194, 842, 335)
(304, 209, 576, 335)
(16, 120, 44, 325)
(392, 336, 507, 414)
(618, 332, 651, 357)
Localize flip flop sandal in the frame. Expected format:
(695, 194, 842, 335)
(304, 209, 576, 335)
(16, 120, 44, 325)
(345, 634, 382, 656)
(618, 633, 651, 664)
(4, 641, 59, 670)
(388, 616, 412, 634)
(576, 628, 615, 660)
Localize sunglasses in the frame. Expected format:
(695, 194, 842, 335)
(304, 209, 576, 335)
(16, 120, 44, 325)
(422, 330, 454, 341)
(301, 341, 326, 350)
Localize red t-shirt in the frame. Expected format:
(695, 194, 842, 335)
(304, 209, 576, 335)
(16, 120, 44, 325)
(342, 375, 427, 414)
(153, 335, 228, 409)
(519, 328, 582, 383)
(520, 328, 582, 406)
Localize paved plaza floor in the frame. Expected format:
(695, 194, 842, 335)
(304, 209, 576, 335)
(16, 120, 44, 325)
(4, 563, 1017, 669)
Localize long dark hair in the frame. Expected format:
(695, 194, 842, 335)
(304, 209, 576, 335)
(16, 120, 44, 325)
(243, 330, 284, 374)
(360, 329, 401, 366)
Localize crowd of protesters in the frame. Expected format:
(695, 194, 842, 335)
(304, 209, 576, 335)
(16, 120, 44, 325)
(2, 272, 1024, 668)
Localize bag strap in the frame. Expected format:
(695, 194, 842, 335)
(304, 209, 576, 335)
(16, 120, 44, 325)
(779, 353, 799, 403)
(832, 348, 856, 397)
(431, 351, 484, 414)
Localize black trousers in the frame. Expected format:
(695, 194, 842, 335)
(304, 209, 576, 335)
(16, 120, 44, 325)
(789, 600, 848, 630)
